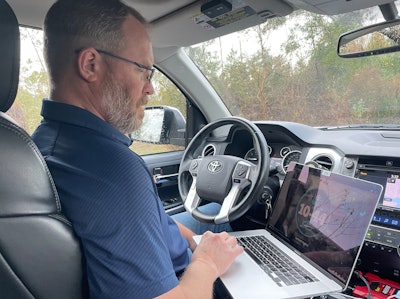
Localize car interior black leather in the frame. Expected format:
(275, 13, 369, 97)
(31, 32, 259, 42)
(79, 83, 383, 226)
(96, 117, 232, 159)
(0, 0, 87, 298)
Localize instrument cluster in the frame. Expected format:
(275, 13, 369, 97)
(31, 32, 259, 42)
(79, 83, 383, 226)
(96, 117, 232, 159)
(244, 144, 302, 174)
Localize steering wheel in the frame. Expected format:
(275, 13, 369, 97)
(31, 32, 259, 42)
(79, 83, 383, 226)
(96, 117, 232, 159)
(178, 117, 270, 224)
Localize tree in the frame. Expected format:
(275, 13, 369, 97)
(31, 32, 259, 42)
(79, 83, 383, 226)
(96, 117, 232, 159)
(151, 72, 187, 117)
(11, 28, 48, 134)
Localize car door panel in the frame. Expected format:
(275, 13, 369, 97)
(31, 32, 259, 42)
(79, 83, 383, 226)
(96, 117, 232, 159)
(142, 151, 185, 215)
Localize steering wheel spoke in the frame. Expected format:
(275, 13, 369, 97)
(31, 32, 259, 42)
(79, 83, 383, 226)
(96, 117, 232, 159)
(247, 162, 259, 182)
(215, 176, 251, 224)
(184, 177, 201, 213)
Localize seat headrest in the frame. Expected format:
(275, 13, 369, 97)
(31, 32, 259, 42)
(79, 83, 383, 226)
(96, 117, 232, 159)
(0, 0, 20, 112)
(0, 114, 60, 216)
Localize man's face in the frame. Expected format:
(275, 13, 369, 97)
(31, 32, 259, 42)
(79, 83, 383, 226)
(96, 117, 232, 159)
(99, 15, 154, 134)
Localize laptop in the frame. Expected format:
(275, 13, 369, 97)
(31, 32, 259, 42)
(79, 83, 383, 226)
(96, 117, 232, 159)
(195, 162, 383, 299)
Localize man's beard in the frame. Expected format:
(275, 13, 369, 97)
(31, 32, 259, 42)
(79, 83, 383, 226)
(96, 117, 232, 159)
(100, 73, 145, 134)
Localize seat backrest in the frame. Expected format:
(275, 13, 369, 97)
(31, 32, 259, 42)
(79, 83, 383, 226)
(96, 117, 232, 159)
(0, 1, 87, 298)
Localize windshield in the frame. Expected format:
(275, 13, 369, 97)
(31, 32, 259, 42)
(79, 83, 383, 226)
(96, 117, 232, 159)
(186, 2, 400, 127)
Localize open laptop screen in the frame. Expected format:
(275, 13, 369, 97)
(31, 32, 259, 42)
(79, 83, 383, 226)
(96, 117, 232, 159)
(268, 163, 382, 284)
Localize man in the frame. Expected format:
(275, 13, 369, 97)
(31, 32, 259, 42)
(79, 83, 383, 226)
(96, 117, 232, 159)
(32, 0, 243, 298)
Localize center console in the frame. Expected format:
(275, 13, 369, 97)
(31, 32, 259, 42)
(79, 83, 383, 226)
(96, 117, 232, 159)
(354, 156, 400, 283)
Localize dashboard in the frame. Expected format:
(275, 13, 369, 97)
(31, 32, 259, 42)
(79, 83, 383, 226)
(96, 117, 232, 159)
(201, 120, 400, 225)
(208, 121, 356, 178)
(225, 121, 400, 177)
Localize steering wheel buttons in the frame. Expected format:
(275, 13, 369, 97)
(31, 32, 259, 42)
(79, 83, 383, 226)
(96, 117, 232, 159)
(189, 160, 200, 176)
(234, 164, 249, 178)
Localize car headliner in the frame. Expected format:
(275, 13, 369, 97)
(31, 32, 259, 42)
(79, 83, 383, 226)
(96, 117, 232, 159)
(9, 0, 396, 50)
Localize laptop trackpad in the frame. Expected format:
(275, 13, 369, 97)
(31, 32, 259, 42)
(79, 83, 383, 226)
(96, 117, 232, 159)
(221, 250, 288, 298)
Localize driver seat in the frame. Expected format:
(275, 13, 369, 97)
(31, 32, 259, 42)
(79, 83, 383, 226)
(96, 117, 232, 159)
(0, 1, 87, 298)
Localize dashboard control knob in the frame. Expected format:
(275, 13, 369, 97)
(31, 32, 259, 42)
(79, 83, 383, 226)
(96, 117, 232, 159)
(344, 159, 355, 169)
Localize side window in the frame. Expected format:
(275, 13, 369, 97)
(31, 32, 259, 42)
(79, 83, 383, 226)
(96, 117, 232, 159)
(130, 71, 187, 155)
(9, 28, 48, 134)
(9, 27, 187, 156)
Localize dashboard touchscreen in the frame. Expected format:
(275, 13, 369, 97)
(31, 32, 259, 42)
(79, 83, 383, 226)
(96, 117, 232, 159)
(356, 166, 400, 229)
(382, 177, 400, 209)
(357, 170, 400, 210)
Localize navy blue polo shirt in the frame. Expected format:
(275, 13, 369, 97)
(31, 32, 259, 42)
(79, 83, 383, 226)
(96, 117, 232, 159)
(32, 99, 189, 299)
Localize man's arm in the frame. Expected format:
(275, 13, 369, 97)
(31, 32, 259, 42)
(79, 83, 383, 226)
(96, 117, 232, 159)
(155, 231, 243, 299)
(175, 221, 197, 251)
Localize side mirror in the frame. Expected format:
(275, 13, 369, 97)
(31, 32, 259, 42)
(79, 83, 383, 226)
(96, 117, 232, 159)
(338, 19, 400, 58)
(130, 106, 186, 146)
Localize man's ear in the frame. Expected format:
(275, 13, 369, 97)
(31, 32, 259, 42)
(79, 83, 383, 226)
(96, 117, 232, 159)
(76, 48, 103, 82)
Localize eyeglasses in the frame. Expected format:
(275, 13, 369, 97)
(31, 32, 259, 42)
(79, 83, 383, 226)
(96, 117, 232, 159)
(95, 49, 155, 83)
(76, 48, 155, 83)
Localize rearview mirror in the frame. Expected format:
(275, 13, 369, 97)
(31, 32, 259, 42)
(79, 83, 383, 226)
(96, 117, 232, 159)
(130, 106, 186, 146)
(338, 19, 400, 58)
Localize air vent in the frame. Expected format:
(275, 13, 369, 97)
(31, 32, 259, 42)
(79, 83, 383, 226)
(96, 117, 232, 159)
(202, 144, 216, 156)
(312, 155, 334, 171)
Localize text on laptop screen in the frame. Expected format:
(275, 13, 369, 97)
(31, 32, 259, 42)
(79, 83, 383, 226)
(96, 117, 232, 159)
(268, 163, 381, 283)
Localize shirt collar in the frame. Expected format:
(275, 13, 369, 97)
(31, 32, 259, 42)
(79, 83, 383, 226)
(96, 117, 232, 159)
(40, 98, 133, 146)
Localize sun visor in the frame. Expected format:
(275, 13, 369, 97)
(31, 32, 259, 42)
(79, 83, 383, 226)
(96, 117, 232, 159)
(150, 0, 293, 48)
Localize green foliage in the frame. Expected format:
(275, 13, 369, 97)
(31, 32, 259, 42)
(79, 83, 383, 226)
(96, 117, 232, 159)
(9, 28, 48, 134)
(352, 98, 367, 118)
(151, 71, 187, 118)
(188, 10, 400, 126)
(185, 41, 221, 81)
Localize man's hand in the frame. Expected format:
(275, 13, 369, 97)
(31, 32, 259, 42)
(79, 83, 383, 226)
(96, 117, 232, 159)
(192, 231, 243, 277)
(156, 231, 242, 299)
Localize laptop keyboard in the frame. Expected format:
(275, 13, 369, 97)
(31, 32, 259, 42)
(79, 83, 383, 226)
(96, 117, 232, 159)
(237, 235, 318, 287)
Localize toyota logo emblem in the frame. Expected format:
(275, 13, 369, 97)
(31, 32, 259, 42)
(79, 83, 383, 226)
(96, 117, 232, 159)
(207, 160, 223, 173)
